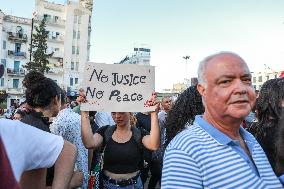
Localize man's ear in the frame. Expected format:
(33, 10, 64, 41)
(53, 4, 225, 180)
(197, 83, 206, 97)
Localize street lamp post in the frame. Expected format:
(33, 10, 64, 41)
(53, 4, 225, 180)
(183, 55, 190, 79)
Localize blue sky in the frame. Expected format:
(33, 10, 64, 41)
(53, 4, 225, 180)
(1, 0, 284, 91)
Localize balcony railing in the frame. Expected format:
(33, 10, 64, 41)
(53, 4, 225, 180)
(48, 67, 63, 75)
(8, 50, 26, 58)
(7, 68, 25, 76)
(7, 32, 28, 43)
(51, 51, 64, 59)
(48, 35, 64, 43)
(36, 16, 65, 26)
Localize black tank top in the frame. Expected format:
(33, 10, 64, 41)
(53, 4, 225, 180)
(103, 136, 142, 174)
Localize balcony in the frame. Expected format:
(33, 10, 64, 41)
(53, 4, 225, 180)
(7, 32, 28, 43)
(51, 51, 64, 59)
(36, 16, 65, 27)
(6, 87, 24, 95)
(8, 50, 26, 58)
(7, 68, 25, 76)
(48, 35, 64, 43)
(48, 67, 63, 75)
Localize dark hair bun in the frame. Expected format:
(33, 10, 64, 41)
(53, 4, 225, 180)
(23, 71, 45, 88)
(24, 71, 61, 108)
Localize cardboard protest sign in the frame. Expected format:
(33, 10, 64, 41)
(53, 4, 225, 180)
(80, 63, 155, 112)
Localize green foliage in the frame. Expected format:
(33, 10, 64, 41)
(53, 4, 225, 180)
(23, 19, 53, 73)
(0, 90, 7, 104)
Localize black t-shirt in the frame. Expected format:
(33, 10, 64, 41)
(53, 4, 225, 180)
(21, 110, 51, 133)
(135, 113, 151, 132)
(104, 137, 142, 174)
(96, 126, 148, 174)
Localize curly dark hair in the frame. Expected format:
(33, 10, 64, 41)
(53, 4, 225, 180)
(275, 108, 284, 176)
(253, 78, 284, 173)
(255, 78, 284, 136)
(23, 71, 61, 108)
(165, 85, 204, 144)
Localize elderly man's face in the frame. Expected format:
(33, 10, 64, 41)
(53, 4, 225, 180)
(162, 97, 172, 112)
(198, 54, 256, 121)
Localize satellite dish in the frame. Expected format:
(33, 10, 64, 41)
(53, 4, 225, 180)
(0, 64, 4, 78)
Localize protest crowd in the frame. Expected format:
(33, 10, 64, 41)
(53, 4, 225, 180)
(1, 51, 284, 189)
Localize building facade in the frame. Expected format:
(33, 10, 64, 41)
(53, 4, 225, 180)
(0, 11, 31, 107)
(116, 46, 151, 65)
(251, 69, 283, 90)
(0, 0, 93, 107)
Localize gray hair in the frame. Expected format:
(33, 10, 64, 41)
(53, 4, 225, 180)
(197, 51, 244, 86)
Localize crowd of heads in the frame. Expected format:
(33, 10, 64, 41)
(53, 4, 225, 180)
(2, 51, 284, 188)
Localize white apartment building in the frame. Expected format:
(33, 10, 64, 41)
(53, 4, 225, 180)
(116, 46, 151, 65)
(0, 11, 31, 107)
(252, 69, 283, 90)
(0, 0, 93, 107)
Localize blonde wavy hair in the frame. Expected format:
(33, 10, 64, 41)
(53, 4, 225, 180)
(129, 112, 137, 127)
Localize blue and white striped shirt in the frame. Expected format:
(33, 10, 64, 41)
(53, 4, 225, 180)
(161, 115, 283, 189)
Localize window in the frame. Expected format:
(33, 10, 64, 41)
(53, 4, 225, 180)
(72, 46, 75, 54)
(15, 43, 21, 52)
(0, 78, 4, 87)
(78, 16, 81, 24)
(75, 62, 79, 71)
(253, 77, 256, 83)
(54, 16, 59, 23)
(74, 15, 77, 23)
(13, 79, 19, 88)
(77, 31, 80, 39)
(71, 62, 74, 70)
(70, 78, 73, 86)
(258, 76, 262, 82)
(76, 46, 79, 54)
(75, 78, 78, 84)
(73, 30, 76, 39)
(48, 31, 52, 39)
(43, 14, 51, 21)
(14, 61, 20, 72)
(51, 31, 56, 39)
(56, 32, 60, 39)
(2, 40, 6, 49)
(1, 59, 6, 68)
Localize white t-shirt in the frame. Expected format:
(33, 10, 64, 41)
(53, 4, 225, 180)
(0, 119, 64, 181)
(95, 112, 115, 127)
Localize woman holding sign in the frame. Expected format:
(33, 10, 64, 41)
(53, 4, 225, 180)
(79, 90, 160, 189)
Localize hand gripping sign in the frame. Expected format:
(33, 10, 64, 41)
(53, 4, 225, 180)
(80, 63, 155, 112)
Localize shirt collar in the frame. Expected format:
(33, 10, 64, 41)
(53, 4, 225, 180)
(194, 115, 254, 146)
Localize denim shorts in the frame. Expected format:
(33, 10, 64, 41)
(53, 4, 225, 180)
(103, 176, 143, 189)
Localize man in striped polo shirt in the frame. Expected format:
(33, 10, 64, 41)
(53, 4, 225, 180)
(161, 52, 283, 189)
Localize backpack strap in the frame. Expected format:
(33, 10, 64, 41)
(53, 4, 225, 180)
(104, 125, 116, 145)
(132, 127, 143, 151)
